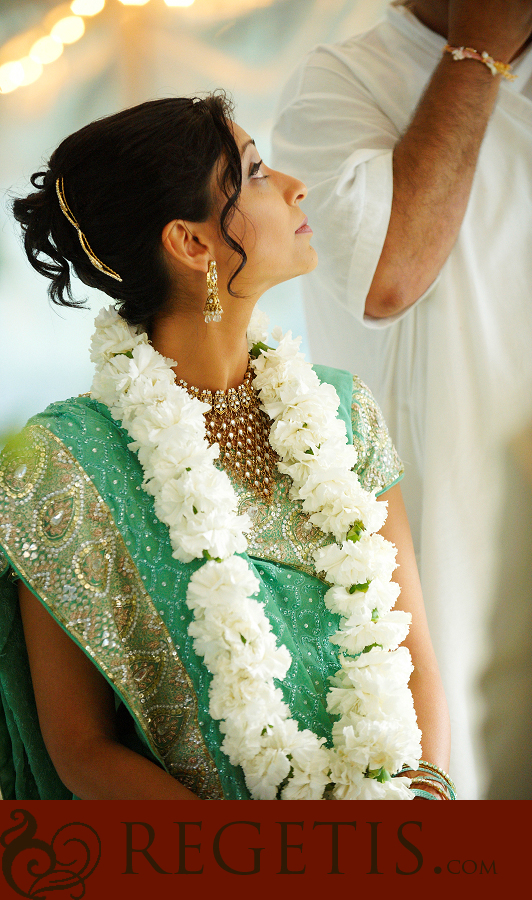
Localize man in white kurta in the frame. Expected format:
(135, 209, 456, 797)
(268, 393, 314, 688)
(272, 0, 532, 799)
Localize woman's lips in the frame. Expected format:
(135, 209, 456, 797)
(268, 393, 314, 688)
(295, 216, 312, 234)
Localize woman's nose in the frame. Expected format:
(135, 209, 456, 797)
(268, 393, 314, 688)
(285, 172, 307, 204)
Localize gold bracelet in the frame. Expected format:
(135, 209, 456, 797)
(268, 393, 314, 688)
(410, 776, 451, 801)
(417, 760, 457, 797)
(400, 761, 457, 799)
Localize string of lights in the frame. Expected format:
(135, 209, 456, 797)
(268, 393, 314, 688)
(0, 1, 198, 94)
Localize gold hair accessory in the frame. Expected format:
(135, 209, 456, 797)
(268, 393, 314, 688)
(55, 176, 122, 282)
(203, 259, 222, 323)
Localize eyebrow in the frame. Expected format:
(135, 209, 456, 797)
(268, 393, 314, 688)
(241, 139, 256, 154)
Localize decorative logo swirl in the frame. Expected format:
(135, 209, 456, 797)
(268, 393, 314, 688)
(1, 809, 101, 898)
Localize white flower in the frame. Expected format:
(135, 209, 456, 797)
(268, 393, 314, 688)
(119, 345, 177, 401)
(188, 556, 258, 602)
(281, 767, 331, 800)
(331, 771, 414, 800)
(90, 305, 147, 362)
(251, 334, 321, 415)
(336, 646, 415, 689)
(314, 535, 398, 587)
(159, 467, 237, 521)
(330, 610, 411, 655)
(211, 681, 286, 724)
(246, 306, 270, 348)
(323, 579, 401, 620)
(89, 303, 420, 801)
(244, 748, 292, 800)
(331, 717, 407, 775)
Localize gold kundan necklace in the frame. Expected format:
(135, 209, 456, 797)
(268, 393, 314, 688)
(177, 358, 278, 499)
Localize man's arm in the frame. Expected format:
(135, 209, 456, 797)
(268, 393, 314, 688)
(365, 0, 532, 318)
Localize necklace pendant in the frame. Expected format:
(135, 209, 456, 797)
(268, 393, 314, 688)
(179, 358, 278, 499)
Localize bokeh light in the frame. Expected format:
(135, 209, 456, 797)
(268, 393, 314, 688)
(18, 56, 44, 86)
(70, 0, 106, 14)
(30, 36, 64, 65)
(50, 16, 86, 45)
(0, 61, 24, 93)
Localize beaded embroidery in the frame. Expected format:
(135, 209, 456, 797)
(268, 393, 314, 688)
(0, 425, 223, 799)
(231, 376, 404, 576)
(0, 375, 403, 796)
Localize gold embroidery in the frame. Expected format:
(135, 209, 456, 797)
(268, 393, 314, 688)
(39, 493, 76, 541)
(351, 375, 404, 493)
(0, 426, 223, 799)
(232, 472, 334, 577)
(0, 437, 47, 500)
(226, 375, 404, 576)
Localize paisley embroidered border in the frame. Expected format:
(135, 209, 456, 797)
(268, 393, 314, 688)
(0, 425, 223, 799)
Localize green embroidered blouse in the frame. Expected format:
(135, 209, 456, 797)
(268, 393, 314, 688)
(0, 367, 403, 800)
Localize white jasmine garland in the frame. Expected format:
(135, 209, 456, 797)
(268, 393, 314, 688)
(90, 305, 421, 799)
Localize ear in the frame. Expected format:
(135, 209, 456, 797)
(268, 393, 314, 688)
(161, 220, 212, 273)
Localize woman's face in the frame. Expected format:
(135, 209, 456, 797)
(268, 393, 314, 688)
(212, 123, 318, 298)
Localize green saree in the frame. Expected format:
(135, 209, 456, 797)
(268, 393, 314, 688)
(0, 366, 403, 800)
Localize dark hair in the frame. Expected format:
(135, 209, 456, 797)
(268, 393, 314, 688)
(12, 93, 245, 326)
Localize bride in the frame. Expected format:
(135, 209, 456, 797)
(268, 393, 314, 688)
(0, 93, 452, 801)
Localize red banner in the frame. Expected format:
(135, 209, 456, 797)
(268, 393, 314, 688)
(0, 800, 527, 897)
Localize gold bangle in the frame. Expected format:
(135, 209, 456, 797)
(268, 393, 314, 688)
(400, 761, 457, 799)
(417, 760, 457, 796)
(410, 777, 451, 801)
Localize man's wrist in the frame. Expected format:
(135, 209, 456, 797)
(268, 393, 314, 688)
(447, 37, 515, 64)
(443, 45, 515, 80)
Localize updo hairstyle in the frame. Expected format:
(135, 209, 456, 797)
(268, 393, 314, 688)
(12, 93, 245, 327)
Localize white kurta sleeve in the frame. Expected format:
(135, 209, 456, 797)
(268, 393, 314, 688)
(272, 42, 437, 327)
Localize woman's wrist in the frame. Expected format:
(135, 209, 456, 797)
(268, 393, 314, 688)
(395, 760, 457, 800)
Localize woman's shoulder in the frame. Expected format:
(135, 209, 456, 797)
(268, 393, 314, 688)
(3, 395, 128, 467)
(311, 363, 375, 402)
(312, 364, 404, 496)
(0, 394, 136, 518)
(28, 394, 118, 437)
(350, 375, 404, 496)
(311, 363, 380, 430)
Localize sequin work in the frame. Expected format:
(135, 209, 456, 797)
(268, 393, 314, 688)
(0, 372, 404, 799)
(350, 376, 404, 493)
(0, 425, 224, 799)
(228, 375, 404, 577)
(178, 358, 279, 499)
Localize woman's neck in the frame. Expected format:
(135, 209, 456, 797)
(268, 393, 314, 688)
(149, 303, 253, 393)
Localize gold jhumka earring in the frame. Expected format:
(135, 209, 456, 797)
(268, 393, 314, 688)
(203, 260, 223, 323)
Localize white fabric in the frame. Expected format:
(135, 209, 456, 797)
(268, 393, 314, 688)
(272, 3, 532, 799)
